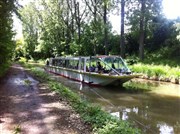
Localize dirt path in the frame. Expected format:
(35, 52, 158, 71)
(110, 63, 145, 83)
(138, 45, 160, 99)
(0, 64, 91, 134)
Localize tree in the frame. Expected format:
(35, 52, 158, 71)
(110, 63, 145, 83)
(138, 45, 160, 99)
(84, 0, 112, 55)
(14, 38, 24, 60)
(126, 0, 163, 59)
(20, 2, 39, 60)
(0, 0, 16, 66)
(139, 0, 145, 60)
(103, 0, 108, 55)
(84, 0, 101, 55)
(120, 0, 125, 58)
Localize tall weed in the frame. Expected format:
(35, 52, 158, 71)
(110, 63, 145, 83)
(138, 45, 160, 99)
(130, 63, 180, 81)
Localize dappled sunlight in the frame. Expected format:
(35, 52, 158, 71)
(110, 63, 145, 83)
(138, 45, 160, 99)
(11, 64, 23, 70)
(41, 102, 70, 110)
(0, 64, 89, 134)
(13, 78, 25, 85)
(0, 113, 15, 134)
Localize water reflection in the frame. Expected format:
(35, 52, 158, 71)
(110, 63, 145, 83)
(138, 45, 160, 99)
(157, 123, 174, 134)
(49, 72, 180, 134)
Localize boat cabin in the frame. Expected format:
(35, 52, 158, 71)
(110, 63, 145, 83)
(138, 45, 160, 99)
(49, 56, 131, 75)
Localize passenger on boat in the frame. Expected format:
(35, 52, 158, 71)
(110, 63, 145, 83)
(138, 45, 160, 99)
(97, 61, 103, 70)
(86, 66, 89, 72)
(76, 62, 79, 69)
(89, 65, 95, 72)
(112, 63, 115, 69)
(97, 61, 104, 73)
(46, 60, 49, 66)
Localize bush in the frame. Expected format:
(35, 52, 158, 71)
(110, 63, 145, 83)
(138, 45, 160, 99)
(96, 121, 139, 134)
(0, 62, 10, 77)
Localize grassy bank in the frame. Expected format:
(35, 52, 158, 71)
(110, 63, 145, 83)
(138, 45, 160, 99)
(19, 61, 140, 134)
(129, 63, 180, 84)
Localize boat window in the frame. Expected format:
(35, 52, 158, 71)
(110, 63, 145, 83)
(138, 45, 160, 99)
(80, 58, 85, 71)
(68, 59, 79, 69)
(59, 59, 63, 67)
(52, 59, 58, 66)
(87, 58, 107, 73)
(86, 59, 96, 72)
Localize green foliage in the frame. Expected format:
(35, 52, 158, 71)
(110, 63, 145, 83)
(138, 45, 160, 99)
(0, 62, 10, 77)
(31, 68, 50, 81)
(0, 0, 16, 69)
(130, 63, 180, 80)
(19, 0, 116, 58)
(152, 67, 166, 78)
(19, 57, 27, 63)
(141, 45, 180, 67)
(96, 120, 139, 134)
(125, 0, 180, 59)
(69, 41, 81, 56)
(108, 34, 120, 55)
(149, 18, 179, 51)
(171, 67, 180, 79)
(18, 0, 180, 66)
(14, 39, 24, 60)
(20, 2, 39, 60)
(125, 33, 139, 56)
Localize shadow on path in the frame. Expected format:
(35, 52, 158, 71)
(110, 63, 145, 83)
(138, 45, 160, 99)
(0, 64, 91, 134)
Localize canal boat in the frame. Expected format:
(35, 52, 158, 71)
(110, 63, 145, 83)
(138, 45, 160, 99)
(45, 56, 140, 86)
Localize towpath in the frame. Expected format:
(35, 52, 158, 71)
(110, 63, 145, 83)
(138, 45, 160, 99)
(0, 64, 91, 134)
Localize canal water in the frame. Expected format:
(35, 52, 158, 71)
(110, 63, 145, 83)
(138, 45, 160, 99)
(50, 74, 180, 134)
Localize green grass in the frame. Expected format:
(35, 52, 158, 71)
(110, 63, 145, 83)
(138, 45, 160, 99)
(19, 60, 141, 134)
(130, 63, 180, 81)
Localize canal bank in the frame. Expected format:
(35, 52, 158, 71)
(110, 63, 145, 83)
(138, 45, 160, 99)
(19, 61, 180, 134)
(49, 71, 180, 134)
(19, 62, 141, 134)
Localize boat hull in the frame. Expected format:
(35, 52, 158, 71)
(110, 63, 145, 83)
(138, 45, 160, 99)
(45, 66, 139, 86)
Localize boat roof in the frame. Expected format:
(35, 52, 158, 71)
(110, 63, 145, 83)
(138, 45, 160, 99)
(91, 55, 121, 58)
(51, 55, 122, 60)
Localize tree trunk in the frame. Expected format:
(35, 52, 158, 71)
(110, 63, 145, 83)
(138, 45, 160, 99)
(103, 1, 108, 55)
(76, 2, 81, 43)
(120, 0, 125, 58)
(139, 0, 145, 61)
(93, 0, 97, 55)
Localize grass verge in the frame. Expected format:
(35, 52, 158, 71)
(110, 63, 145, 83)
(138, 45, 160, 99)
(129, 63, 180, 83)
(19, 61, 141, 134)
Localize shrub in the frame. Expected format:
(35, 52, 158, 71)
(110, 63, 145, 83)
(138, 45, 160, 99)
(0, 62, 10, 77)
